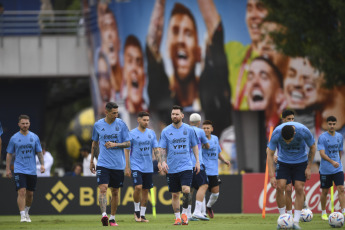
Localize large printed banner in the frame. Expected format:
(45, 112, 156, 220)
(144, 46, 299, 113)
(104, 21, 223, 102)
(0, 175, 241, 215)
(243, 173, 343, 214)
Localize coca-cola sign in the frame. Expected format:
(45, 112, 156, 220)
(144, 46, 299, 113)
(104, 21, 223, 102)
(243, 173, 343, 213)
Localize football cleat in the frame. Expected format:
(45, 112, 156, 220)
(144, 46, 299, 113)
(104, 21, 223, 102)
(173, 218, 182, 225)
(101, 216, 109, 226)
(109, 219, 118, 226)
(321, 213, 328, 220)
(140, 216, 149, 222)
(207, 207, 214, 218)
(181, 214, 188, 225)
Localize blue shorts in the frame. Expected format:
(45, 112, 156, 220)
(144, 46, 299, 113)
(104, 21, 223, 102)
(207, 175, 221, 192)
(14, 173, 37, 191)
(320, 172, 344, 189)
(192, 165, 208, 190)
(276, 161, 308, 183)
(131, 170, 153, 189)
(166, 170, 193, 193)
(96, 166, 124, 188)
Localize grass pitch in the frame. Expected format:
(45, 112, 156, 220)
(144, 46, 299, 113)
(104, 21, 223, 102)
(0, 213, 334, 229)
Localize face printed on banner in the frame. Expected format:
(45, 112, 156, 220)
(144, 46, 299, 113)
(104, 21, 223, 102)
(124, 44, 145, 107)
(246, 0, 268, 44)
(97, 55, 111, 103)
(247, 59, 281, 110)
(284, 58, 320, 109)
(167, 13, 200, 80)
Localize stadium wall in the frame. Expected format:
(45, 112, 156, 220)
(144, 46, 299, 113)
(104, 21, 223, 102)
(0, 175, 241, 215)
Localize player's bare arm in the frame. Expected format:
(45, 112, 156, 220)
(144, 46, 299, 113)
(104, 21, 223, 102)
(90, 141, 99, 174)
(192, 145, 200, 174)
(105, 141, 130, 149)
(153, 147, 162, 172)
(159, 148, 169, 173)
(198, 0, 220, 39)
(267, 147, 277, 188)
(5, 153, 12, 178)
(319, 149, 339, 168)
(36, 151, 45, 173)
(124, 148, 131, 177)
(202, 142, 210, 149)
(305, 143, 316, 180)
(147, 0, 165, 57)
(218, 153, 230, 167)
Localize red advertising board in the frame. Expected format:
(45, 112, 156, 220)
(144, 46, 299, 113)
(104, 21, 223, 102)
(243, 173, 343, 214)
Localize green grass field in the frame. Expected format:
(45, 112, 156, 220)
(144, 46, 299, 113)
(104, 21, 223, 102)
(0, 214, 336, 229)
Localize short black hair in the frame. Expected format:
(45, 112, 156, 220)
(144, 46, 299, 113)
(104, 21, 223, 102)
(327, 116, 337, 122)
(105, 102, 118, 111)
(172, 105, 183, 113)
(282, 109, 295, 119)
(282, 125, 295, 140)
(138, 111, 150, 118)
(124, 35, 143, 56)
(170, 3, 197, 33)
(19, 114, 30, 122)
(202, 120, 213, 126)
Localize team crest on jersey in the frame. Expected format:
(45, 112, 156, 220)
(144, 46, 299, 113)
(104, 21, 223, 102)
(30, 138, 33, 142)
(148, 134, 151, 139)
(183, 129, 187, 135)
(116, 126, 119, 131)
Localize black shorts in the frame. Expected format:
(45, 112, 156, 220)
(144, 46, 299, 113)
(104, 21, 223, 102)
(191, 165, 208, 190)
(131, 170, 153, 189)
(207, 175, 221, 192)
(320, 172, 344, 189)
(276, 161, 308, 184)
(14, 173, 37, 191)
(96, 166, 124, 188)
(166, 170, 193, 193)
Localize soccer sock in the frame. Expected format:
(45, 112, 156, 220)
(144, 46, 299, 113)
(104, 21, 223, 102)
(294, 210, 301, 223)
(109, 215, 115, 220)
(194, 200, 203, 214)
(182, 208, 188, 215)
(187, 205, 192, 218)
(20, 211, 25, 217)
(278, 206, 286, 215)
(102, 212, 107, 217)
(134, 202, 140, 211)
(322, 210, 327, 215)
(175, 212, 181, 219)
(140, 206, 146, 217)
(201, 197, 206, 215)
(207, 193, 219, 208)
(25, 206, 31, 215)
(287, 210, 293, 215)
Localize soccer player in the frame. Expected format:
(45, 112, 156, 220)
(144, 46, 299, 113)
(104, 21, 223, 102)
(6, 115, 45, 222)
(124, 111, 159, 222)
(202, 120, 230, 218)
(318, 116, 345, 220)
(90, 102, 131, 226)
(0, 121, 3, 162)
(188, 113, 210, 221)
(267, 121, 316, 229)
(158, 105, 200, 225)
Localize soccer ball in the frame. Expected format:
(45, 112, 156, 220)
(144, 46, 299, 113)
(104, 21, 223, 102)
(277, 213, 294, 229)
(300, 209, 313, 222)
(329, 212, 344, 228)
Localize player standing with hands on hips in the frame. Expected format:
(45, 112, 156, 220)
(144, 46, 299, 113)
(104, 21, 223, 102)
(90, 102, 131, 226)
(6, 115, 45, 223)
(318, 116, 345, 220)
(267, 121, 316, 229)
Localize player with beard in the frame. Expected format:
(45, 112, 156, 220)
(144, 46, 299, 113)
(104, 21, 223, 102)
(123, 35, 147, 114)
(158, 105, 200, 225)
(146, 0, 231, 136)
(6, 115, 45, 223)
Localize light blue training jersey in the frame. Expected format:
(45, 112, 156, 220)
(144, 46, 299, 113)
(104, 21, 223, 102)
(202, 135, 222, 176)
(268, 122, 315, 164)
(7, 131, 42, 175)
(318, 131, 344, 175)
(159, 123, 198, 174)
(128, 128, 158, 173)
(190, 126, 208, 166)
(92, 118, 130, 170)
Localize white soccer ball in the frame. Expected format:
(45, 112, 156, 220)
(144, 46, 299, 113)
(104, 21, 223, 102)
(329, 212, 344, 228)
(300, 209, 313, 222)
(277, 213, 294, 229)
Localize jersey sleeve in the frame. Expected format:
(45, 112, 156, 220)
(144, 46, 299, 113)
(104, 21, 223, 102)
(216, 137, 222, 154)
(92, 124, 99, 141)
(317, 134, 325, 151)
(120, 121, 131, 142)
(158, 131, 167, 148)
(302, 126, 315, 147)
(338, 133, 343, 151)
(35, 135, 42, 152)
(267, 130, 279, 151)
(6, 136, 15, 154)
(126, 132, 133, 150)
(200, 130, 209, 145)
(152, 131, 159, 148)
(190, 128, 198, 147)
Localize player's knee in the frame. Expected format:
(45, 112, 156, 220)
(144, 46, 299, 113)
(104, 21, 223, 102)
(99, 184, 108, 194)
(172, 192, 180, 200)
(182, 186, 190, 194)
(18, 188, 26, 197)
(135, 185, 143, 191)
(337, 186, 345, 194)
